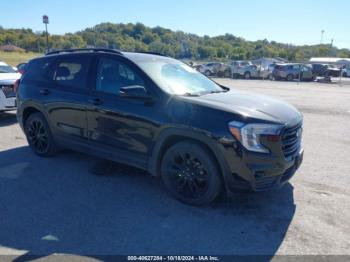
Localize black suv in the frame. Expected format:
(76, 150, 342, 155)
(17, 48, 304, 205)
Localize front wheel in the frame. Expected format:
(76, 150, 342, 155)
(24, 112, 58, 157)
(244, 72, 251, 79)
(286, 74, 293, 81)
(204, 70, 211, 76)
(161, 141, 222, 206)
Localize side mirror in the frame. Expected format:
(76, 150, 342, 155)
(119, 85, 152, 100)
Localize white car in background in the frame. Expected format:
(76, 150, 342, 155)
(198, 62, 231, 77)
(0, 61, 21, 112)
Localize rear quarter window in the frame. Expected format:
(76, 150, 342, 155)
(22, 58, 53, 83)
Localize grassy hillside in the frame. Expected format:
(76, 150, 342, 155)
(0, 51, 41, 66)
(1, 23, 349, 61)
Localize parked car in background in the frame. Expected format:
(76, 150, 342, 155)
(234, 63, 260, 79)
(259, 64, 277, 80)
(231, 60, 253, 78)
(17, 48, 304, 206)
(0, 61, 21, 111)
(341, 66, 350, 77)
(198, 62, 231, 77)
(311, 63, 341, 77)
(272, 63, 314, 81)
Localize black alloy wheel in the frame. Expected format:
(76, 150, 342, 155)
(25, 112, 58, 156)
(161, 141, 222, 205)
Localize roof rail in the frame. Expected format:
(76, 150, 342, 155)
(136, 51, 168, 57)
(45, 48, 123, 56)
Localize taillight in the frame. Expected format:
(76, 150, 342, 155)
(14, 79, 20, 93)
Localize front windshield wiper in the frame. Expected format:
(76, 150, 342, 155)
(209, 90, 225, 93)
(200, 89, 228, 95)
(181, 92, 201, 97)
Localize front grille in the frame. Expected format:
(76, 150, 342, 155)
(1, 85, 15, 98)
(282, 122, 302, 158)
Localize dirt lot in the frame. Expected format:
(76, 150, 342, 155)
(0, 79, 350, 260)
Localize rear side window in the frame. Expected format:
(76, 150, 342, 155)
(22, 58, 52, 83)
(52, 56, 91, 89)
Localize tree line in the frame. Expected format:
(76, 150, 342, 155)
(1, 22, 349, 61)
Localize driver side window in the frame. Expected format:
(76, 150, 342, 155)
(96, 57, 145, 95)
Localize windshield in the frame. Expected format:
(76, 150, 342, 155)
(129, 55, 224, 95)
(0, 65, 17, 73)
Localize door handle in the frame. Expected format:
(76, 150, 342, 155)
(88, 98, 103, 106)
(39, 89, 50, 95)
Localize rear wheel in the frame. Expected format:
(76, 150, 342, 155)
(24, 112, 58, 157)
(224, 69, 231, 78)
(161, 141, 222, 206)
(244, 72, 251, 79)
(204, 70, 211, 76)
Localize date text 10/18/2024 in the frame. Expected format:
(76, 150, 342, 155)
(127, 256, 219, 261)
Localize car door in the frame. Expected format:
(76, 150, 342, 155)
(45, 54, 93, 142)
(301, 66, 312, 80)
(86, 55, 156, 165)
(292, 65, 301, 78)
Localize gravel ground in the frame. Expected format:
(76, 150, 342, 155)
(0, 79, 349, 261)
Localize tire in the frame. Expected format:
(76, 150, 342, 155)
(24, 112, 58, 157)
(244, 72, 251, 79)
(161, 141, 222, 206)
(224, 70, 231, 78)
(286, 74, 293, 81)
(268, 74, 274, 80)
(204, 70, 211, 76)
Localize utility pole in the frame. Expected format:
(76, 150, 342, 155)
(320, 30, 325, 44)
(330, 38, 334, 57)
(42, 15, 49, 52)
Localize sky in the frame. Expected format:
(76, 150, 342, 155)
(0, 0, 348, 49)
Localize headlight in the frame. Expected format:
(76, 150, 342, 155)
(228, 121, 284, 153)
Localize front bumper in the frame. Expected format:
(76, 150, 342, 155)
(251, 148, 303, 191)
(215, 120, 304, 194)
(223, 147, 304, 192)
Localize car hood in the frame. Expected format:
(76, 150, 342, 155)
(182, 89, 302, 125)
(0, 73, 21, 81)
